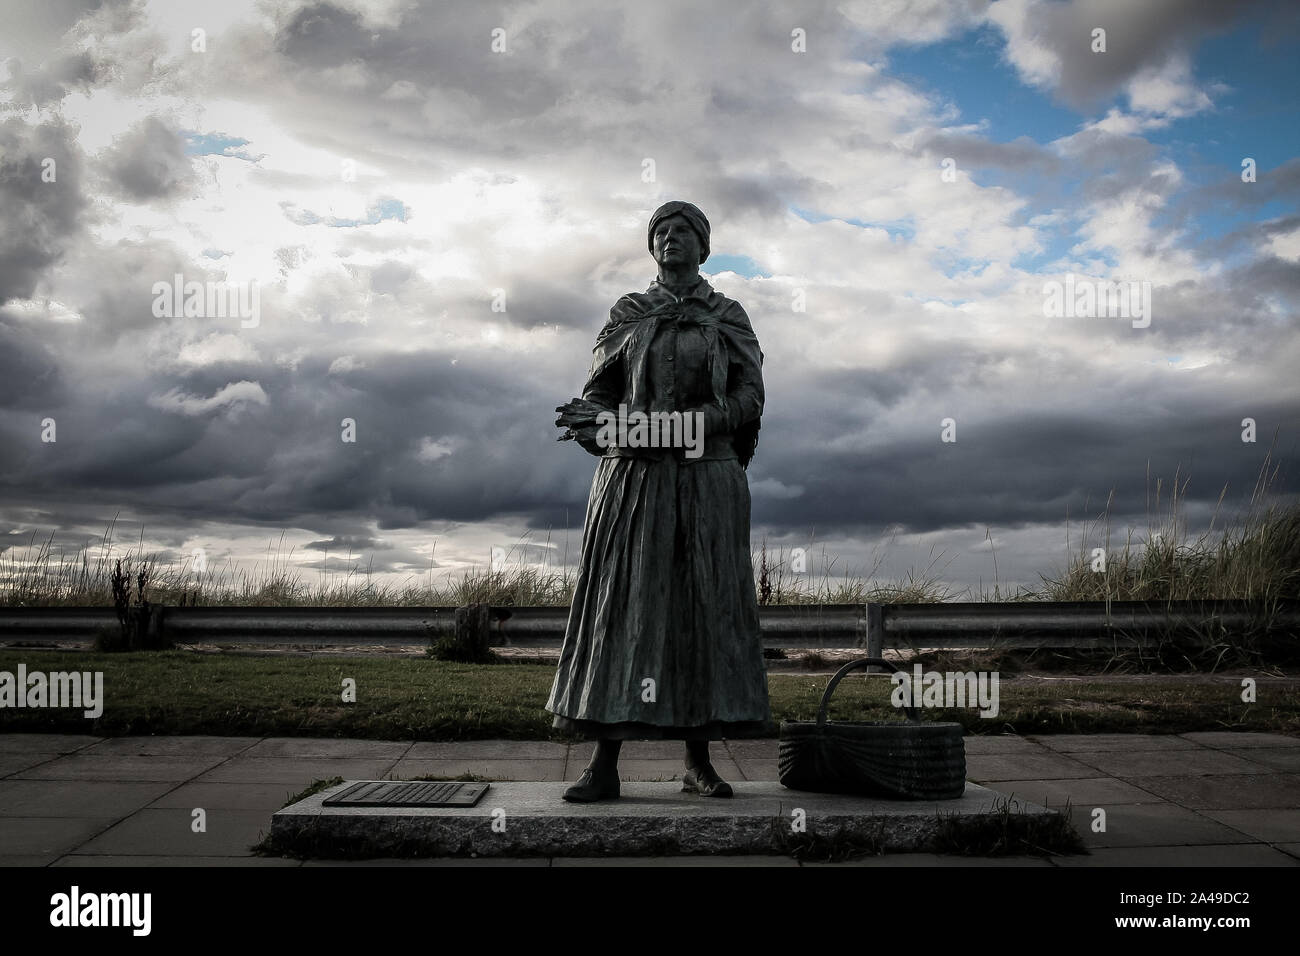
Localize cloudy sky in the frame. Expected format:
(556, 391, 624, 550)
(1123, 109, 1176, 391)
(1, 0, 1297, 597)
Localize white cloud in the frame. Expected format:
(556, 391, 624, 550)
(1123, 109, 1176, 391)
(175, 333, 260, 367)
(146, 380, 269, 415)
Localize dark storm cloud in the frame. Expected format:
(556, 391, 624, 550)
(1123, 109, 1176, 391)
(1159, 165, 1300, 262)
(4, 51, 103, 106)
(102, 115, 193, 202)
(990, 0, 1288, 112)
(305, 533, 383, 551)
(698, 165, 828, 223)
(914, 131, 1060, 174)
(1196, 157, 1300, 209)
(0, 311, 66, 409)
(2, 0, 157, 110)
(0, 331, 577, 536)
(1232, 254, 1300, 305)
(493, 278, 604, 330)
(60, 238, 217, 344)
(266, 0, 574, 126)
(0, 0, 123, 60)
(210, 0, 867, 181)
(0, 115, 87, 302)
(749, 399, 1300, 536)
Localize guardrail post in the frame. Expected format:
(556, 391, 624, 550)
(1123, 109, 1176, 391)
(865, 602, 884, 657)
(431, 604, 494, 662)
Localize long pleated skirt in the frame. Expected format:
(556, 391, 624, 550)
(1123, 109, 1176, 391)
(546, 453, 774, 739)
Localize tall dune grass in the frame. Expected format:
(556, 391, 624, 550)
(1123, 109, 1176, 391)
(1035, 455, 1300, 604)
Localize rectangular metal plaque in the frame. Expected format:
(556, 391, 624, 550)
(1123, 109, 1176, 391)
(322, 781, 490, 808)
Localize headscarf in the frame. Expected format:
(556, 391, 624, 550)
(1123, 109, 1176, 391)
(647, 201, 710, 265)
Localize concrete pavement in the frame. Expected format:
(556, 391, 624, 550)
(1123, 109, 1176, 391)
(1, 732, 1297, 866)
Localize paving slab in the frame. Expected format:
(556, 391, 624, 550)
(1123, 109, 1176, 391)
(1050, 844, 1299, 866)
(962, 735, 1050, 755)
(81, 736, 259, 757)
(1180, 732, 1300, 749)
(0, 752, 62, 777)
(618, 741, 714, 759)
(0, 779, 175, 817)
(51, 854, 301, 867)
(76, 808, 272, 856)
(388, 758, 566, 781)
(801, 853, 1055, 867)
(301, 856, 551, 866)
(719, 739, 778, 758)
(407, 740, 567, 759)
(196, 757, 400, 785)
(147, 781, 310, 811)
(1030, 734, 1202, 753)
(966, 753, 1098, 781)
(270, 780, 1057, 858)
(15, 754, 227, 782)
(0, 734, 103, 753)
(980, 777, 1167, 808)
(242, 738, 413, 759)
(551, 854, 800, 866)
(1068, 749, 1267, 777)
(1237, 748, 1300, 771)
(1200, 809, 1300, 843)
(1131, 773, 1300, 810)
(734, 759, 779, 781)
(561, 757, 744, 783)
(1065, 804, 1256, 848)
(0, 817, 118, 856)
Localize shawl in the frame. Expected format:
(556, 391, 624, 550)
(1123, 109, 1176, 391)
(584, 276, 763, 467)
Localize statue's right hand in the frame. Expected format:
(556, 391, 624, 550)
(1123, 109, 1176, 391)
(555, 398, 607, 430)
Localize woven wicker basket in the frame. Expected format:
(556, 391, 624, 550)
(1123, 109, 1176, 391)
(779, 657, 966, 800)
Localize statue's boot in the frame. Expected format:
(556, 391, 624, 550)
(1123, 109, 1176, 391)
(681, 763, 733, 797)
(563, 739, 621, 802)
(682, 741, 733, 798)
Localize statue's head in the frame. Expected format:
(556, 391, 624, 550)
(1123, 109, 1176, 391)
(648, 201, 710, 267)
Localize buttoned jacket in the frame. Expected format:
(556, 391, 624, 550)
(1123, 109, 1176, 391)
(582, 276, 763, 465)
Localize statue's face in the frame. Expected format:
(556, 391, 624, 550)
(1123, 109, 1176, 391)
(651, 214, 702, 268)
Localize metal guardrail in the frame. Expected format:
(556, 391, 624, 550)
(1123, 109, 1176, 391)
(0, 600, 1294, 650)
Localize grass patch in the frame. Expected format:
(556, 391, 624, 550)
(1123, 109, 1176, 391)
(768, 796, 1085, 863)
(1, 649, 1296, 739)
(279, 776, 344, 810)
(931, 796, 1086, 857)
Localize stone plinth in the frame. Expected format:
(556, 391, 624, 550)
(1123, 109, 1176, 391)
(268, 781, 1063, 858)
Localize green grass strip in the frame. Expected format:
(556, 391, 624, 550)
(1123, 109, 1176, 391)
(1, 650, 1296, 739)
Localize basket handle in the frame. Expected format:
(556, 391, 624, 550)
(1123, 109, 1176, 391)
(816, 657, 919, 726)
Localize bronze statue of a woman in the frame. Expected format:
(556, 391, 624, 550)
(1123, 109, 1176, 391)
(549, 200, 773, 802)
